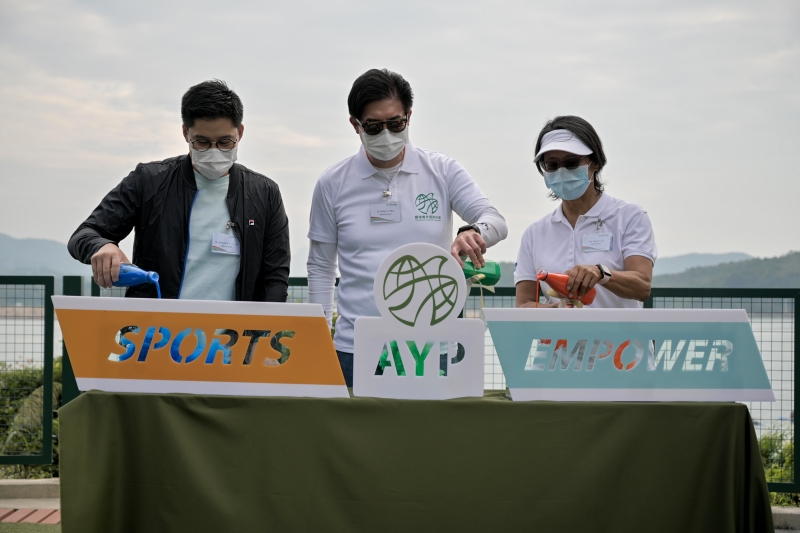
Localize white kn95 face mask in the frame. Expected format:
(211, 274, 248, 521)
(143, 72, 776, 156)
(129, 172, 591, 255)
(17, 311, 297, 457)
(192, 147, 238, 180)
(359, 127, 408, 161)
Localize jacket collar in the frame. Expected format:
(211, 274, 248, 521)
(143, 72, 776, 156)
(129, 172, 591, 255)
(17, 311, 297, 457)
(181, 152, 242, 198)
(357, 142, 421, 179)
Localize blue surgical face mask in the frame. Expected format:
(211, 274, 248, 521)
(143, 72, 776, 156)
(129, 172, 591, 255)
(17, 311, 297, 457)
(544, 164, 591, 200)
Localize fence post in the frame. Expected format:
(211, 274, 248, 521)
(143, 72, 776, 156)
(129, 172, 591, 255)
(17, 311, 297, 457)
(795, 291, 800, 491)
(61, 276, 82, 405)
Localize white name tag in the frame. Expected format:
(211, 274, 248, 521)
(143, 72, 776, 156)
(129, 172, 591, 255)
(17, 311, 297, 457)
(370, 204, 401, 223)
(212, 233, 241, 255)
(582, 233, 613, 252)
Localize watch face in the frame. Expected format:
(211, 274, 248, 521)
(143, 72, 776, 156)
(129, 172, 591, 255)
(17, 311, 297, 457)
(600, 265, 611, 276)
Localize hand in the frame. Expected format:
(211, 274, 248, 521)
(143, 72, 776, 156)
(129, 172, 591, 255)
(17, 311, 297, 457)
(91, 243, 131, 289)
(564, 264, 602, 299)
(450, 230, 486, 268)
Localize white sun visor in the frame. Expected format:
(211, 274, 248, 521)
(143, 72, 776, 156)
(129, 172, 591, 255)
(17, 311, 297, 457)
(534, 129, 593, 161)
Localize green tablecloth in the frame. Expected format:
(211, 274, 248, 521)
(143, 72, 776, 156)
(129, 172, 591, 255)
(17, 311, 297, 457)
(59, 391, 773, 532)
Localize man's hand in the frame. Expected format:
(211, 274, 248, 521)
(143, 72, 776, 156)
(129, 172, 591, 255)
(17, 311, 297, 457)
(564, 264, 602, 299)
(91, 243, 131, 289)
(450, 230, 486, 268)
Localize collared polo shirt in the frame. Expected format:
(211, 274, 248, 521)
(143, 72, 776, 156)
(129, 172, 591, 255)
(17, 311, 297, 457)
(309, 143, 498, 352)
(514, 193, 657, 308)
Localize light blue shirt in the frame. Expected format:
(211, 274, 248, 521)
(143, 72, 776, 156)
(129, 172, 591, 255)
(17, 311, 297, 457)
(179, 171, 241, 300)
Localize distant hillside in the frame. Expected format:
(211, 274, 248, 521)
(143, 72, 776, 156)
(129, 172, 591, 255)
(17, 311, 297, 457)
(0, 233, 90, 293)
(653, 252, 800, 288)
(653, 252, 751, 276)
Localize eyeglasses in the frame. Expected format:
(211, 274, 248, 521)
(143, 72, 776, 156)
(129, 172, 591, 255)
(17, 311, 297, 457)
(540, 156, 588, 172)
(189, 138, 238, 152)
(357, 116, 408, 136)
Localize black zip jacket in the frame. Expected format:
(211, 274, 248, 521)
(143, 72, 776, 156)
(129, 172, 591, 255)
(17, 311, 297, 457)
(68, 155, 290, 301)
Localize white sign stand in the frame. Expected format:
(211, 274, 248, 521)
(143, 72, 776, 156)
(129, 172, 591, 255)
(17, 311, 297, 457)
(353, 243, 485, 399)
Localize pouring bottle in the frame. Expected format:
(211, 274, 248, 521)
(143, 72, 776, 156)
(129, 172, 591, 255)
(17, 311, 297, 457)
(462, 260, 502, 286)
(113, 264, 161, 298)
(537, 270, 596, 306)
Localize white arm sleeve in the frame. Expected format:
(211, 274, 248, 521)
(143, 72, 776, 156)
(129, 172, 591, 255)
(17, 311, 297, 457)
(461, 201, 508, 248)
(307, 240, 338, 328)
(446, 160, 508, 248)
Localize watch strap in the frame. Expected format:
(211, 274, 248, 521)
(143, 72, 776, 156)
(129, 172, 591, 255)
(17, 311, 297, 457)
(597, 264, 611, 285)
(457, 224, 481, 235)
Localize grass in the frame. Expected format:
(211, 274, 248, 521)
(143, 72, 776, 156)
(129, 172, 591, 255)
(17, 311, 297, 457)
(0, 525, 60, 532)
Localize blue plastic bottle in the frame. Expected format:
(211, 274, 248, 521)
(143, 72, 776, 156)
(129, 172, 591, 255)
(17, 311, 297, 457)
(113, 264, 161, 298)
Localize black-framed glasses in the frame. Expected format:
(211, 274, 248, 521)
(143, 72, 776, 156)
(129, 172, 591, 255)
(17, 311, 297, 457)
(357, 116, 408, 136)
(540, 156, 589, 172)
(189, 138, 238, 152)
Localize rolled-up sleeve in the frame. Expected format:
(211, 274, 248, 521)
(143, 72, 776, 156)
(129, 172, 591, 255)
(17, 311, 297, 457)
(514, 225, 539, 284)
(308, 179, 337, 245)
(621, 211, 658, 265)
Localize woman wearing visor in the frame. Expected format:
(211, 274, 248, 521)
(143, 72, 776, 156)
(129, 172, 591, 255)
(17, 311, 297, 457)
(514, 116, 657, 308)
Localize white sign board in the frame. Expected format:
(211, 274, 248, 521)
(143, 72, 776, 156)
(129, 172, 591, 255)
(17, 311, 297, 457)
(485, 307, 775, 402)
(354, 243, 484, 399)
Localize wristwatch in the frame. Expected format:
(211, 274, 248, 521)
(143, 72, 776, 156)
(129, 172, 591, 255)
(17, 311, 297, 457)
(597, 264, 611, 285)
(457, 223, 481, 235)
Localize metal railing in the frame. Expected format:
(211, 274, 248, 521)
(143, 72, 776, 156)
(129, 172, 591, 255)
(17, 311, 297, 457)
(645, 288, 800, 493)
(0, 276, 54, 465)
(7, 277, 798, 491)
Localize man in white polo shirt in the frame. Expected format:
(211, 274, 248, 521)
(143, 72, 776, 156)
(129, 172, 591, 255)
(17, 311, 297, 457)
(308, 68, 507, 386)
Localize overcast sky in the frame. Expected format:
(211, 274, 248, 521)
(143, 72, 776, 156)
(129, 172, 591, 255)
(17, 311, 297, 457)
(1, 0, 798, 274)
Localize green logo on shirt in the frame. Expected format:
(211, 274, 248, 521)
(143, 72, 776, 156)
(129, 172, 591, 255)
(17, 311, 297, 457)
(382, 254, 458, 327)
(415, 193, 441, 220)
(415, 193, 439, 214)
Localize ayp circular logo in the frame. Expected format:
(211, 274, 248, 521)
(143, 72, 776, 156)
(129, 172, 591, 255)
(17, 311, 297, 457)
(415, 193, 439, 214)
(374, 243, 467, 328)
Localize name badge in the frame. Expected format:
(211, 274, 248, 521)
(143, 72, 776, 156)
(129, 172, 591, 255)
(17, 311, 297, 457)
(212, 233, 241, 255)
(582, 233, 613, 252)
(370, 204, 401, 223)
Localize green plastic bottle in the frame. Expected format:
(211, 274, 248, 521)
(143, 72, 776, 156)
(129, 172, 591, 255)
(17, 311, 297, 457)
(462, 259, 502, 287)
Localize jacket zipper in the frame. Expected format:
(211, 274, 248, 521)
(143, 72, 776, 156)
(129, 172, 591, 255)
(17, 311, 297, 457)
(177, 190, 199, 298)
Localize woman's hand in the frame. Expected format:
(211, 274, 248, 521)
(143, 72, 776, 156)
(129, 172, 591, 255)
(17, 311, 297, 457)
(564, 264, 602, 299)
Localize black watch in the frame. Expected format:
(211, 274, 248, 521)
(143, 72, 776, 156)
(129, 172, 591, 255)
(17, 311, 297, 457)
(457, 223, 481, 235)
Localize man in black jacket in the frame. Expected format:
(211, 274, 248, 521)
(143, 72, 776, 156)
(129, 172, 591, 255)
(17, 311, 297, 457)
(69, 80, 290, 302)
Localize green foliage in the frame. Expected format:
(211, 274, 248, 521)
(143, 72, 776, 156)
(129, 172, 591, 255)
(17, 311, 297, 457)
(760, 429, 800, 506)
(0, 358, 63, 479)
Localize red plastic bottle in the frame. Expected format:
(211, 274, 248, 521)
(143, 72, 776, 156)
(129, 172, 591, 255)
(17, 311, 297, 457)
(537, 270, 596, 306)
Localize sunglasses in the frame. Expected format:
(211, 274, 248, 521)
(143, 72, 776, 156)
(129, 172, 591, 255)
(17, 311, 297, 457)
(540, 157, 589, 172)
(357, 116, 408, 136)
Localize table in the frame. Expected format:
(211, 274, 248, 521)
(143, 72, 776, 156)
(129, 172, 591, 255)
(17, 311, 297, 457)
(59, 391, 773, 532)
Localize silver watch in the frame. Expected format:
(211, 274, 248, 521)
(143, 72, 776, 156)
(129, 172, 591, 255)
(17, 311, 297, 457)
(597, 264, 611, 285)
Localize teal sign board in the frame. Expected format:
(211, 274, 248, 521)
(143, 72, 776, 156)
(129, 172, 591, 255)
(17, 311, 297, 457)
(484, 308, 775, 402)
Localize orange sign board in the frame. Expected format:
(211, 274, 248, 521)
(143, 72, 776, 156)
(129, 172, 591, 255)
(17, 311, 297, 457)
(53, 297, 347, 398)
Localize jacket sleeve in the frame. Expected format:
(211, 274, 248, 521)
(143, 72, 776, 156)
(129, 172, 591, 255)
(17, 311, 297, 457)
(259, 182, 290, 302)
(67, 168, 141, 264)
